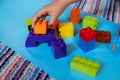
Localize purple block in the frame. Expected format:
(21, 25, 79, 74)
(25, 29, 56, 47)
(51, 38, 67, 59)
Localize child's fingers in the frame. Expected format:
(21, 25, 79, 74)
(32, 10, 48, 28)
(32, 13, 41, 28)
(48, 14, 57, 26)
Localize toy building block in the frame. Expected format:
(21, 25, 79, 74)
(70, 8, 80, 23)
(34, 20, 48, 34)
(25, 29, 56, 47)
(25, 18, 32, 26)
(79, 27, 96, 52)
(59, 22, 74, 38)
(70, 55, 100, 77)
(109, 36, 120, 57)
(25, 18, 32, 31)
(51, 19, 60, 30)
(82, 16, 98, 30)
(96, 31, 111, 43)
(79, 37, 96, 52)
(79, 27, 96, 42)
(51, 38, 67, 59)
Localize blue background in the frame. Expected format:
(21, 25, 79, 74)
(0, 0, 120, 80)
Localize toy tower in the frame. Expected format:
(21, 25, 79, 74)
(79, 27, 96, 52)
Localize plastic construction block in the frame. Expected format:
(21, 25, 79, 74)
(70, 8, 80, 23)
(79, 36, 96, 52)
(51, 19, 60, 30)
(82, 16, 98, 30)
(25, 18, 32, 26)
(79, 27, 96, 42)
(34, 20, 48, 34)
(70, 55, 100, 77)
(96, 30, 111, 43)
(109, 36, 120, 57)
(51, 38, 67, 59)
(25, 18, 32, 31)
(25, 29, 56, 47)
(59, 22, 74, 38)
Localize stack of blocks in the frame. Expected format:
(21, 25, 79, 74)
(79, 27, 96, 52)
(109, 36, 120, 57)
(96, 30, 111, 43)
(82, 16, 98, 30)
(25, 19, 67, 59)
(25, 18, 32, 31)
(70, 8, 80, 23)
(70, 55, 100, 77)
(59, 22, 74, 38)
(51, 39, 66, 59)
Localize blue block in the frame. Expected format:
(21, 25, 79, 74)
(109, 36, 120, 57)
(79, 37, 96, 52)
(51, 39, 67, 59)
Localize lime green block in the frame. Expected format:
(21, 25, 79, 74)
(82, 16, 98, 30)
(70, 55, 100, 77)
(25, 18, 32, 31)
(25, 18, 32, 26)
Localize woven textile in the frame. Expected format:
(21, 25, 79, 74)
(73, 0, 120, 23)
(0, 42, 54, 80)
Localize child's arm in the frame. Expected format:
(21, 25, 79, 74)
(32, 0, 80, 27)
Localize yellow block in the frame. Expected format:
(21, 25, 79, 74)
(59, 22, 74, 38)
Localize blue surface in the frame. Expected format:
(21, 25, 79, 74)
(0, 0, 120, 80)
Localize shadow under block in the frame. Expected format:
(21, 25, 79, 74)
(25, 18, 32, 31)
(70, 8, 80, 23)
(59, 22, 74, 38)
(79, 27, 96, 52)
(82, 16, 98, 30)
(96, 30, 111, 43)
(109, 36, 120, 57)
(70, 55, 100, 77)
(25, 29, 56, 47)
(51, 38, 67, 59)
(34, 20, 48, 34)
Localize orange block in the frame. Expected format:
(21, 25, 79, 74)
(70, 8, 80, 23)
(51, 19, 60, 30)
(34, 20, 48, 34)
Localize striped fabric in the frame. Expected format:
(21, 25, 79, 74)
(73, 0, 120, 23)
(0, 42, 54, 80)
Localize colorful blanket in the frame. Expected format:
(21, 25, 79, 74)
(73, 0, 120, 23)
(0, 42, 54, 80)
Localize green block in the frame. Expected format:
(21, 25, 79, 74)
(25, 18, 32, 31)
(25, 18, 32, 26)
(70, 55, 100, 77)
(82, 16, 98, 30)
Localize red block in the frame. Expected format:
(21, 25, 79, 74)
(79, 27, 96, 42)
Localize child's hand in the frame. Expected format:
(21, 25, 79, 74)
(32, 0, 79, 27)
